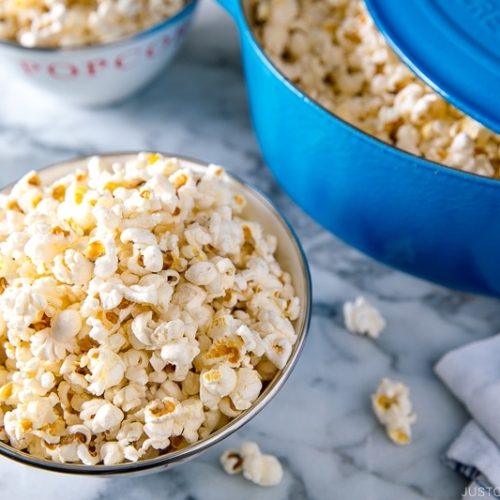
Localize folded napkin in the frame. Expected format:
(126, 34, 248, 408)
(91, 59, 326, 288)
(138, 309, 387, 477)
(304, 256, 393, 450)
(435, 334, 500, 497)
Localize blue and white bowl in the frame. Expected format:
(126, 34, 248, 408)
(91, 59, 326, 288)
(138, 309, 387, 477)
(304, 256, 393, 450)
(0, 1, 198, 106)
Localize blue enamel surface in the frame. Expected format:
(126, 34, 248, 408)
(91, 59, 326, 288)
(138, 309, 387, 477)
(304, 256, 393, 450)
(218, 0, 500, 297)
(364, 0, 500, 134)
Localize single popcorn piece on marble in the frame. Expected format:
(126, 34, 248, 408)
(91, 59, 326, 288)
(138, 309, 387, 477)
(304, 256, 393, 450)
(0, 153, 300, 465)
(252, 0, 500, 178)
(0, 0, 189, 48)
(343, 296, 386, 339)
(220, 448, 244, 475)
(372, 378, 417, 445)
(220, 441, 283, 486)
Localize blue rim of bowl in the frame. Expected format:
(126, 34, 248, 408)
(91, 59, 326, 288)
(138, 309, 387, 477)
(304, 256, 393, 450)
(0, 151, 312, 475)
(239, 0, 500, 188)
(0, 0, 198, 53)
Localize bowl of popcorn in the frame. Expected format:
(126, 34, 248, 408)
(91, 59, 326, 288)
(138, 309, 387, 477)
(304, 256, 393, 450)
(0, 0, 198, 106)
(0, 152, 311, 475)
(217, 0, 500, 296)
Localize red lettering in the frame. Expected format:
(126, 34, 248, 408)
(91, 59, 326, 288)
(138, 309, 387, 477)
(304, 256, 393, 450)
(115, 48, 142, 70)
(86, 58, 108, 76)
(175, 24, 187, 41)
(48, 62, 78, 80)
(20, 60, 40, 75)
(145, 35, 172, 59)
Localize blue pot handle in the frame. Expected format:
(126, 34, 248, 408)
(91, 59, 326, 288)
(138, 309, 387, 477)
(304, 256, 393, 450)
(217, 0, 244, 25)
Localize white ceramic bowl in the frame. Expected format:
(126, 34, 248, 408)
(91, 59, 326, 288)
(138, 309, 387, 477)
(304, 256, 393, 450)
(0, 2, 198, 106)
(0, 152, 311, 476)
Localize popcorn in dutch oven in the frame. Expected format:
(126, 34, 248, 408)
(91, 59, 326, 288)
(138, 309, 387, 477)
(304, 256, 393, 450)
(252, 0, 500, 178)
(0, 153, 300, 465)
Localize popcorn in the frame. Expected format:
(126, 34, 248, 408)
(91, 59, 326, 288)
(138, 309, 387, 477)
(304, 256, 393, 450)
(343, 296, 386, 339)
(179, 398, 204, 443)
(30, 309, 81, 362)
(52, 250, 93, 286)
(44, 425, 92, 464)
(116, 421, 143, 445)
(220, 441, 283, 487)
(4, 392, 59, 449)
(100, 441, 125, 466)
(0, 0, 189, 48)
(252, 0, 500, 178)
(77, 443, 100, 465)
(92, 234, 118, 279)
(220, 449, 244, 475)
(262, 333, 292, 370)
(113, 382, 147, 411)
(185, 262, 217, 286)
(89, 402, 124, 433)
(84, 348, 127, 396)
(0, 154, 300, 465)
(201, 364, 237, 398)
(243, 452, 283, 487)
(144, 397, 183, 423)
(229, 368, 262, 411)
(372, 378, 417, 445)
(142, 397, 183, 450)
(160, 340, 200, 382)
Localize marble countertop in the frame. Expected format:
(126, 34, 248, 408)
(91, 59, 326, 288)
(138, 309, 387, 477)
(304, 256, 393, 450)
(1, 1, 500, 498)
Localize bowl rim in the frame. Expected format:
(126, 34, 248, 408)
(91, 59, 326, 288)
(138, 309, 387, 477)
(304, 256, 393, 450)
(238, 0, 500, 186)
(0, 151, 312, 475)
(0, 0, 198, 53)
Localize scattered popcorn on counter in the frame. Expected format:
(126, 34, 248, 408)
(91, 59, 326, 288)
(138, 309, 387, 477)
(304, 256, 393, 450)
(220, 448, 244, 475)
(0, 0, 188, 48)
(372, 378, 416, 445)
(252, 0, 500, 178)
(0, 153, 300, 465)
(220, 441, 283, 486)
(343, 296, 386, 339)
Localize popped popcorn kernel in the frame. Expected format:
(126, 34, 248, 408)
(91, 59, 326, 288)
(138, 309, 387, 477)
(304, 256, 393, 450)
(252, 0, 500, 178)
(220, 449, 244, 474)
(0, 154, 301, 465)
(220, 441, 283, 487)
(203, 339, 241, 366)
(372, 378, 416, 445)
(343, 296, 386, 339)
(144, 397, 182, 423)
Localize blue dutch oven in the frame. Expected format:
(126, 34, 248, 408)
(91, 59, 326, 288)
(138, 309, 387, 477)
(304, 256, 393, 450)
(217, 0, 500, 297)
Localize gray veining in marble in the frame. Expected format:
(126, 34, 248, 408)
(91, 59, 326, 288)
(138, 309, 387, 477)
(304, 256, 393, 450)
(1, 1, 500, 498)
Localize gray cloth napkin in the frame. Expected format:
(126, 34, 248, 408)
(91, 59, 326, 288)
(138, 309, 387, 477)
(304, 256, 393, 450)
(435, 334, 500, 496)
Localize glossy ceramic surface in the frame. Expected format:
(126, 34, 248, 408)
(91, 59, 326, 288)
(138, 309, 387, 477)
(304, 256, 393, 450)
(218, 0, 500, 297)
